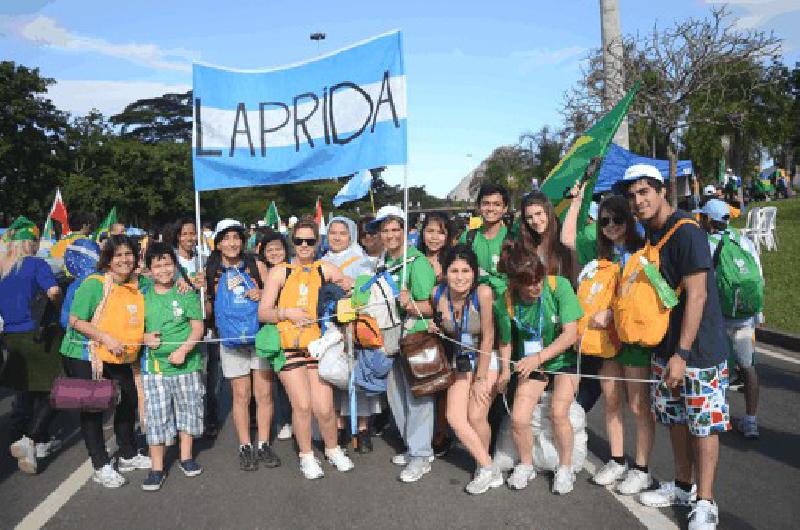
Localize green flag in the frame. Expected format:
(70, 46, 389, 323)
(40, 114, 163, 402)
(264, 201, 281, 228)
(94, 206, 118, 241)
(717, 155, 726, 184)
(41, 217, 55, 241)
(541, 81, 639, 226)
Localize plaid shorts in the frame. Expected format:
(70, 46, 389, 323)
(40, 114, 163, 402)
(143, 371, 205, 445)
(651, 357, 731, 437)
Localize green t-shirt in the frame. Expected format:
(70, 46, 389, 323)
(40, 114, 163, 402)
(460, 223, 508, 277)
(576, 223, 597, 267)
(384, 246, 436, 334)
(142, 285, 203, 375)
(60, 274, 152, 360)
(498, 276, 584, 371)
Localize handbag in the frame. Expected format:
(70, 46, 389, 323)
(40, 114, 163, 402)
(316, 329, 350, 390)
(50, 376, 120, 412)
(399, 331, 453, 397)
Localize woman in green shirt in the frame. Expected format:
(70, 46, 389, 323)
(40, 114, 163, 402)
(60, 235, 152, 488)
(497, 240, 583, 495)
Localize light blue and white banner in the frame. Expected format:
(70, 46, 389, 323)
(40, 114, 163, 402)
(192, 31, 407, 191)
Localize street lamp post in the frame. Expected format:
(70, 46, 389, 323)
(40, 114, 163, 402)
(310, 32, 326, 54)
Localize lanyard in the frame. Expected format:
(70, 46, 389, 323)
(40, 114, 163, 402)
(613, 245, 631, 270)
(514, 297, 544, 341)
(447, 288, 472, 358)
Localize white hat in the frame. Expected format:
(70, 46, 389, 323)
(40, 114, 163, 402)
(214, 218, 244, 240)
(256, 220, 266, 227)
(288, 216, 299, 228)
(373, 205, 406, 226)
(703, 184, 717, 197)
(622, 164, 663, 183)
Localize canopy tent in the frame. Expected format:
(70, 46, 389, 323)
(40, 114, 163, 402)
(594, 143, 694, 193)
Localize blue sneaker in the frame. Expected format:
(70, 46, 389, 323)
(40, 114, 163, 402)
(178, 459, 203, 477)
(141, 470, 166, 491)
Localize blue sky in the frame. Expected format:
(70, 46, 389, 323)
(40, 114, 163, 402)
(2, 0, 798, 197)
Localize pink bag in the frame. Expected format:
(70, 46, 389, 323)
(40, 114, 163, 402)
(49, 376, 120, 412)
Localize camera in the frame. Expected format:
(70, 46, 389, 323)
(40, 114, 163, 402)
(455, 354, 472, 373)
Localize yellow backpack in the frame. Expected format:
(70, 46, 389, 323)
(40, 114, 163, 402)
(277, 262, 324, 350)
(613, 219, 696, 347)
(576, 259, 621, 358)
(88, 273, 144, 364)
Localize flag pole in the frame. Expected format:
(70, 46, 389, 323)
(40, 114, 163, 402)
(194, 189, 206, 319)
(402, 164, 408, 290)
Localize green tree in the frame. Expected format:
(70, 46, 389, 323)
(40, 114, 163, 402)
(0, 62, 69, 225)
(110, 90, 192, 143)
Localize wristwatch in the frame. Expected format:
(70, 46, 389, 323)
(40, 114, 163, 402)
(676, 347, 691, 361)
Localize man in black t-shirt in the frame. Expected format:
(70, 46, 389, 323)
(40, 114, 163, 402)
(617, 164, 729, 530)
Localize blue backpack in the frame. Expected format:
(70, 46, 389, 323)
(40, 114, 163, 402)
(214, 266, 260, 347)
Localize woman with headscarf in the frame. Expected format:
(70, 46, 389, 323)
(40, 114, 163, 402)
(322, 216, 381, 452)
(0, 217, 62, 475)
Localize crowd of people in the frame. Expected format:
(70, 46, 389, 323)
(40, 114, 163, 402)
(0, 162, 768, 530)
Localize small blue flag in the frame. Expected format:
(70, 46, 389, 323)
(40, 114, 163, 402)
(333, 170, 372, 207)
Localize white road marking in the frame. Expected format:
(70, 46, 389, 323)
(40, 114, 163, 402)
(15, 459, 94, 530)
(756, 345, 800, 366)
(15, 437, 118, 530)
(583, 456, 678, 530)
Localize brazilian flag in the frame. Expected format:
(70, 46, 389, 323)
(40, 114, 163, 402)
(540, 81, 639, 227)
(94, 206, 118, 241)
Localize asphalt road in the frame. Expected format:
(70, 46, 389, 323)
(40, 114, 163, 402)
(1, 344, 798, 529)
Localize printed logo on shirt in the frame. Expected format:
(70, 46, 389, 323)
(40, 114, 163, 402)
(172, 299, 183, 319)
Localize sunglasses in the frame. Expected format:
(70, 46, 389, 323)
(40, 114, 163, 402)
(292, 237, 317, 247)
(599, 215, 626, 228)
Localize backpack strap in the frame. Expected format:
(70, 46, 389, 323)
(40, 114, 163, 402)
(339, 256, 359, 272)
(465, 228, 478, 248)
(654, 218, 698, 252)
(433, 283, 447, 309)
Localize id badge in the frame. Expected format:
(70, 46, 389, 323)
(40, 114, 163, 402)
(524, 338, 543, 356)
(461, 333, 474, 349)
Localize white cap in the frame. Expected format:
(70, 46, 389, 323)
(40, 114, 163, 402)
(214, 218, 244, 239)
(693, 198, 730, 223)
(288, 216, 299, 228)
(373, 205, 405, 225)
(703, 184, 717, 197)
(622, 164, 663, 183)
(256, 220, 266, 227)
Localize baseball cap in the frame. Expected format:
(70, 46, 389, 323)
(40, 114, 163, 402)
(214, 218, 244, 240)
(621, 164, 664, 184)
(369, 205, 406, 230)
(693, 199, 730, 223)
(703, 184, 717, 197)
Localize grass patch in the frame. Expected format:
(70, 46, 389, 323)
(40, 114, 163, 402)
(731, 197, 800, 334)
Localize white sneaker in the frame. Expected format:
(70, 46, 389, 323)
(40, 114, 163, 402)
(507, 463, 536, 490)
(592, 460, 627, 486)
(465, 466, 503, 495)
(617, 468, 653, 495)
(736, 417, 759, 439)
(93, 463, 127, 488)
(10, 435, 37, 474)
(399, 457, 432, 483)
(326, 447, 354, 472)
(299, 454, 325, 480)
(639, 481, 697, 507)
(688, 499, 719, 530)
(392, 453, 434, 466)
(118, 453, 152, 472)
(35, 437, 63, 459)
(552, 466, 576, 495)
(277, 424, 293, 440)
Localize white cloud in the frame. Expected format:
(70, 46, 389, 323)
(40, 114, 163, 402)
(705, 0, 800, 30)
(47, 79, 192, 117)
(511, 46, 588, 73)
(5, 15, 197, 72)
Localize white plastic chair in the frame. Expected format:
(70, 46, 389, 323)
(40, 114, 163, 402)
(757, 206, 778, 251)
(740, 206, 761, 251)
